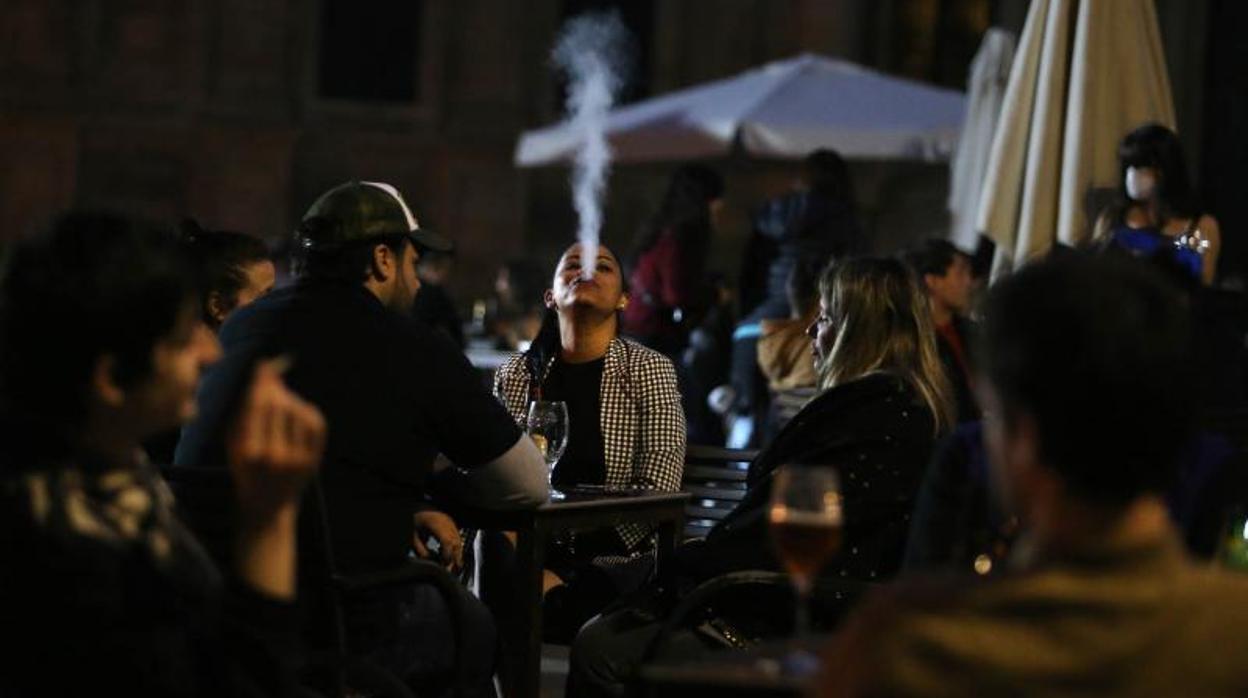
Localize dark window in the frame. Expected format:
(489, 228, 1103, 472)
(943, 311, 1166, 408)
(881, 0, 988, 89)
(556, 0, 654, 108)
(318, 0, 422, 102)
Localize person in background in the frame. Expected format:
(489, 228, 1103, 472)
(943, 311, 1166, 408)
(819, 254, 1248, 697)
(568, 258, 953, 698)
(180, 219, 276, 332)
(0, 212, 325, 697)
(756, 257, 823, 440)
(622, 163, 725, 358)
(487, 258, 547, 350)
(144, 220, 277, 464)
(730, 149, 860, 447)
(412, 246, 465, 348)
(1093, 122, 1222, 286)
(487, 242, 685, 643)
(681, 272, 736, 445)
(902, 238, 980, 424)
(739, 149, 861, 321)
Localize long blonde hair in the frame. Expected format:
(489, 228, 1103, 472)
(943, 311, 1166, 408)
(815, 257, 955, 434)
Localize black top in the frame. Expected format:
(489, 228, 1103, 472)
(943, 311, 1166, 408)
(176, 280, 521, 572)
(541, 356, 607, 489)
(680, 373, 938, 584)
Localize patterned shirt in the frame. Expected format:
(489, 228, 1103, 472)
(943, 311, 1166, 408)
(493, 336, 687, 552)
(0, 451, 298, 696)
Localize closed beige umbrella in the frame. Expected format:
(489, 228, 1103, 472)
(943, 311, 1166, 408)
(976, 0, 1175, 276)
(949, 28, 1016, 253)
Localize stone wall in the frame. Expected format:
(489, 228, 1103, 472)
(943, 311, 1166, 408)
(0, 0, 994, 307)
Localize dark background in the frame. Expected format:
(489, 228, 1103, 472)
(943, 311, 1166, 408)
(1, 0, 1242, 306)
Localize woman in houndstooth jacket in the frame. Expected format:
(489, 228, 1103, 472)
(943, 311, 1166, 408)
(484, 242, 686, 641)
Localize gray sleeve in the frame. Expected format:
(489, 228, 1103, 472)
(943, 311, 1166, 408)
(434, 434, 548, 509)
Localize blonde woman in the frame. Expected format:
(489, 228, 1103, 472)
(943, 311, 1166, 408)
(687, 256, 954, 579)
(568, 257, 954, 698)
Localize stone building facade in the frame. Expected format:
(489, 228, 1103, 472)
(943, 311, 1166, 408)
(2, 0, 1236, 305)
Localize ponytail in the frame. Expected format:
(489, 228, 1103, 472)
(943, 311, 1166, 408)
(523, 307, 561, 402)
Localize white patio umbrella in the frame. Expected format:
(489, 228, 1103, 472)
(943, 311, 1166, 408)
(515, 54, 966, 166)
(948, 28, 1016, 253)
(975, 0, 1175, 275)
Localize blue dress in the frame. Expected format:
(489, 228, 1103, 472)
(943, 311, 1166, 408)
(1110, 225, 1204, 280)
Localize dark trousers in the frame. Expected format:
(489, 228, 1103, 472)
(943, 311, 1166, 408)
(346, 583, 498, 698)
(478, 529, 625, 636)
(566, 606, 717, 698)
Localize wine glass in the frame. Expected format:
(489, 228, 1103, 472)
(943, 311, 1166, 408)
(768, 465, 843, 637)
(526, 400, 568, 499)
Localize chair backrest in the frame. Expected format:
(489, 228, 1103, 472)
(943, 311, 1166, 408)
(162, 465, 428, 697)
(682, 445, 758, 539)
(766, 385, 817, 441)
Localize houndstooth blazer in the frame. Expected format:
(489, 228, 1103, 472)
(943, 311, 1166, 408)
(493, 336, 686, 552)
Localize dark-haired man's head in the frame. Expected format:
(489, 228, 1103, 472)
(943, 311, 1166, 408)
(180, 220, 274, 330)
(293, 181, 451, 315)
(980, 254, 1194, 520)
(902, 239, 974, 324)
(0, 212, 221, 455)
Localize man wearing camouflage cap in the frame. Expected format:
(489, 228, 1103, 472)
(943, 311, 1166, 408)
(179, 180, 546, 695)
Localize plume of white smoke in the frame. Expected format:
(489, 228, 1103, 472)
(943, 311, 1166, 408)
(552, 12, 633, 279)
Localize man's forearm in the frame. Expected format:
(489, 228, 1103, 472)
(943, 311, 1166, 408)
(438, 435, 548, 508)
(234, 505, 299, 600)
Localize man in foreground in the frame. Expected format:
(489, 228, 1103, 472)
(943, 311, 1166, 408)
(0, 212, 325, 696)
(819, 254, 1248, 696)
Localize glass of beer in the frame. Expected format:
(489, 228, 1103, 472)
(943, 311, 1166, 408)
(769, 465, 843, 636)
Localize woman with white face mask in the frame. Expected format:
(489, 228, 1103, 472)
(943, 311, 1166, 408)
(1093, 123, 1222, 286)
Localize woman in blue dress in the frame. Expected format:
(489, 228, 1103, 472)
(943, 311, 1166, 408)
(1093, 123, 1222, 285)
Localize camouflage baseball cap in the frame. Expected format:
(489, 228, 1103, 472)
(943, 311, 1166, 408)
(297, 181, 452, 253)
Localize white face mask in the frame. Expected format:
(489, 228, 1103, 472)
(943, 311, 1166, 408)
(1125, 167, 1157, 201)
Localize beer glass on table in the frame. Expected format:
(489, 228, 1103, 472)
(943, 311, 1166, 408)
(768, 465, 843, 636)
(526, 400, 568, 499)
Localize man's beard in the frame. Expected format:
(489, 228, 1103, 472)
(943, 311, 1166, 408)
(389, 276, 417, 315)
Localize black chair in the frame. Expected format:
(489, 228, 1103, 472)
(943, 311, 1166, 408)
(681, 445, 758, 540)
(163, 465, 469, 698)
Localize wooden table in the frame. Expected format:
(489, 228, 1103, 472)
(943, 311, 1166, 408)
(466, 488, 690, 698)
